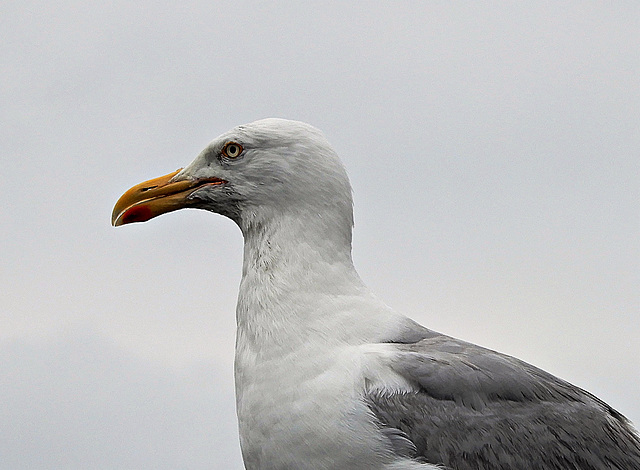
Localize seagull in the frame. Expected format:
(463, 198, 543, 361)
(112, 119, 640, 469)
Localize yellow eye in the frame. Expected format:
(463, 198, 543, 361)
(222, 142, 243, 159)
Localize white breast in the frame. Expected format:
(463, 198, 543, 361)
(232, 209, 439, 469)
(235, 331, 436, 470)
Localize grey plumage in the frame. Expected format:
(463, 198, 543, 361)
(368, 334, 640, 469)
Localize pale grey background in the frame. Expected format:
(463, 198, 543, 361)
(1, 2, 638, 469)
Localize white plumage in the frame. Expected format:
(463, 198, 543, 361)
(113, 119, 640, 469)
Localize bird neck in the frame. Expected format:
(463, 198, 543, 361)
(240, 207, 354, 270)
(235, 209, 366, 347)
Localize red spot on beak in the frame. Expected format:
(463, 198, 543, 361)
(121, 205, 153, 225)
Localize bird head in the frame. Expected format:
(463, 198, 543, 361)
(112, 119, 354, 236)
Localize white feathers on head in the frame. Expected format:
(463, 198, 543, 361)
(182, 118, 354, 235)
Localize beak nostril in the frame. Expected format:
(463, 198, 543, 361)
(140, 185, 158, 192)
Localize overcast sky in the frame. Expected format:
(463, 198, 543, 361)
(1, 2, 638, 469)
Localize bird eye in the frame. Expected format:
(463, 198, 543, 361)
(222, 142, 243, 159)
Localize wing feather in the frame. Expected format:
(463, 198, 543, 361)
(367, 335, 640, 469)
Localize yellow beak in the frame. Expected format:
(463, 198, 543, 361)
(111, 169, 226, 226)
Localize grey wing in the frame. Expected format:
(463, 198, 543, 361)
(366, 334, 640, 469)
